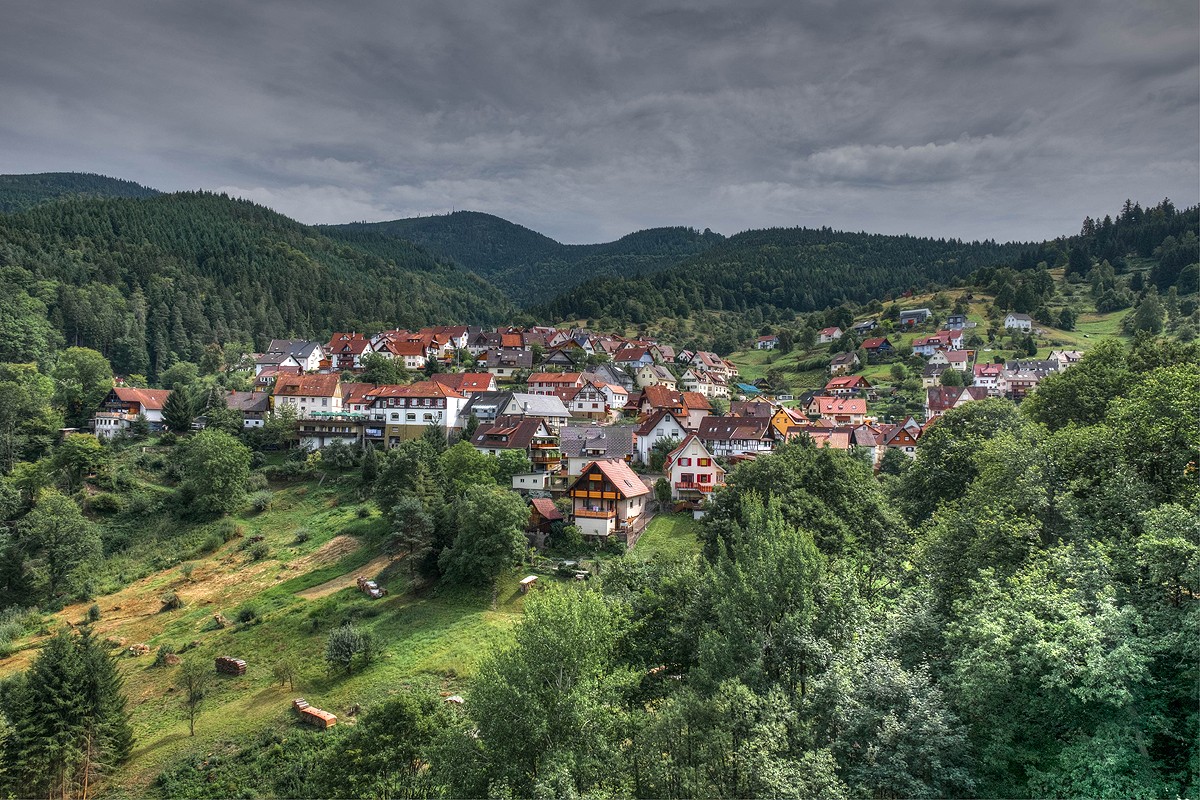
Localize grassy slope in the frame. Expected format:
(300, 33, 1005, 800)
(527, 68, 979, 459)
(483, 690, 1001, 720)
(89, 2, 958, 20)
(0, 469, 528, 794)
(0, 451, 706, 795)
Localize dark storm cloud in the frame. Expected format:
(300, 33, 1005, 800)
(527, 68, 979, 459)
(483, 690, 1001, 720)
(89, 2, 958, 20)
(0, 0, 1195, 242)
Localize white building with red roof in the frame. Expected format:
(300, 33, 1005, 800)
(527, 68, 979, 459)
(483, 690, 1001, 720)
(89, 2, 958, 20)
(567, 459, 652, 541)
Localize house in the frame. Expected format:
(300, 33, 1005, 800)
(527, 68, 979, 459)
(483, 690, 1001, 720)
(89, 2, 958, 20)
(680, 367, 729, 399)
(626, 385, 712, 430)
(852, 319, 878, 335)
(296, 416, 365, 451)
(567, 459, 651, 541)
(636, 364, 678, 390)
(922, 363, 950, 388)
(804, 428, 853, 452)
(973, 362, 1004, 395)
(925, 386, 989, 421)
(697, 415, 775, 457)
(591, 381, 629, 414)
(499, 393, 572, 433)
(376, 339, 430, 371)
(881, 420, 922, 458)
(755, 335, 779, 350)
(91, 387, 172, 438)
(552, 383, 611, 421)
(471, 416, 560, 473)
(1048, 350, 1084, 369)
(731, 398, 777, 418)
(829, 351, 860, 376)
(691, 351, 738, 381)
(481, 349, 534, 380)
(559, 424, 637, 479)
(527, 372, 585, 394)
(613, 347, 655, 369)
(326, 333, 372, 371)
(254, 365, 301, 391)
(526, 498, 563, 548)
(807, 396, 867, 426)
(862, 337, 895, 362)
(928, 349, 972, 372)
(222, 390, 270, 427)
(430, 372, 498, 396)
(635, 409, 690, 465)
(944, 314, 967, 329)
(458, 391, 511, 427)
(254, 350, 303, 377)
(588, 362, 635, 392)
(998, 369, 1041, 401)
(365, 381, 468, 447)
(1004, 312, 1034, 331)
(899, 308, 932, 327)
(260, 339, 323, 373)
(273, 374, 343, 419)
(819, 326, 843, 344)
(824, 376, 872, 397)
(664, 435, 725, 504)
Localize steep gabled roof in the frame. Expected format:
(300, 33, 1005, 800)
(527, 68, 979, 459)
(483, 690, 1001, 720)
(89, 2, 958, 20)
(471, 417, 549, 450)
(559, 424, 637, 459)
(697, 415, 772, 442)
(530, 497, 563, 522)
(570, 459, 651, 498)
(273, 374, 341, 398)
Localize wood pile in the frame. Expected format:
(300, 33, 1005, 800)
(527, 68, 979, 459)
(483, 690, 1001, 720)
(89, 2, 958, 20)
(127, 643, 151, 656)
(215, 656, 247, 676)
(356, 576, 387, 599)
(292, 698, 337, 729)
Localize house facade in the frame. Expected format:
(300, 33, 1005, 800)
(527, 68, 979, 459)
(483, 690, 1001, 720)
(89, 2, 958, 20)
(567, 459, 651, 541)
(664, 435, 725, 503)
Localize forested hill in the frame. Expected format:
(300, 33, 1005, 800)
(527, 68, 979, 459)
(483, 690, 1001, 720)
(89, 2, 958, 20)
(0, 192, 513, 378)
(534, 227, 1033, 325)
(0, 172, 160, 213)
(322, 211, 724, 305)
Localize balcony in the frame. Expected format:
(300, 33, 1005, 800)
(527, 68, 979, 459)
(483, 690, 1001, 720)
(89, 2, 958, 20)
(531, 452, 561, 464)
(574, 507, 616, 520)
(674, 481, 715, 493)
(530, 441, 558, 449)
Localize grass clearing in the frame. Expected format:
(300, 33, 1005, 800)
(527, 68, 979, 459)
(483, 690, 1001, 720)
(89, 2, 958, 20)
(632, 514, 703, 561)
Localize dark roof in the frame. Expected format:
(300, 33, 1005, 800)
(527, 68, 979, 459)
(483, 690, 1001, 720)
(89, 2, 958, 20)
(559, 425, 637, 459)
(697, 415, 772, 442)
(470, 417, 549, 450)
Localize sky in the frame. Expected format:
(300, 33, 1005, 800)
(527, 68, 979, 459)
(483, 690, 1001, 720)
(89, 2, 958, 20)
(0, 0, 1196, 244)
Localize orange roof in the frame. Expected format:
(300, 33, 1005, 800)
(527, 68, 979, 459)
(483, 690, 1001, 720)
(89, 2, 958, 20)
(574, 459, 651, 498)
(431, 373, 494, 393)
(500, 333, 524, 348)
(112, 387, 172, 411)
(273, 374, 341, 398)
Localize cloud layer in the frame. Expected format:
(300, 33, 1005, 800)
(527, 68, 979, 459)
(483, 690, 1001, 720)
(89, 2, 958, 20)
(0, 0, 1195, 243)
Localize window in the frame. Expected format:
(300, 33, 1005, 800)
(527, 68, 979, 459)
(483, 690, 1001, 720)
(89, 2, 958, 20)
(681, 473, 694, 483)
(679, 457, 691, 466)
(698, 458, 711, 466)
(406, 413, 416, 421)
(699, 474, 712, 483)
(321, 398, 328, 406)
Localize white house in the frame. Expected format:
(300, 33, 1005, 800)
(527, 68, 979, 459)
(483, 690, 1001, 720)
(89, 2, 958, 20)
(635, 409, 689, 464)
(664, 435, 726, 503)
(1004, 312, 1034, 331)
(567, 459, 651, 541)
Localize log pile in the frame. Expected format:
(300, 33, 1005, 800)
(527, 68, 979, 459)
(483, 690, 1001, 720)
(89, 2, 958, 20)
(215, 656, 247, 676)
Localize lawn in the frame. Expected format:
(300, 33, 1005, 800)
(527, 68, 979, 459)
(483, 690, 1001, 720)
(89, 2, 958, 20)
(631, 514, 703, 561)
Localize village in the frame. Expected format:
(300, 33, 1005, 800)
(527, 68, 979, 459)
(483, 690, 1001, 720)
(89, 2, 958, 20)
(84, 306, 1085, 548)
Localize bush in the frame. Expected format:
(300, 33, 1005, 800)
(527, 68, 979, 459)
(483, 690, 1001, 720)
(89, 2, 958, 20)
(249, 542, 270, 561)
(215, 518, 241, 541)
(356, 505, 371, 519)
(180, 562, 196, 581)
(87, 492, 124, 514)
(250, 491, 273, 513)
(293, 528, 312, 544)
(158, 432, 177, 446)
(153, 644, 177, 667)
(195, 534, 223, 555)
(160, 591, 183, 612)
(87, 604, 101, 623)
(245, 473, 269, 492)
(236, 606, 260, 625)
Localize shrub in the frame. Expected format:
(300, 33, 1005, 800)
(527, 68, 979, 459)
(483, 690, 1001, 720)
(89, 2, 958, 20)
(154, 644, 177, 667)
(245, 473, 269, 492)
(87, 492, 124, 514)
(158, 432, 177, 446)
(87, 604, 101, 623)
(195, 534, 222, 555)
(160, 591, 183, 612)
(248, 542, 270, 561)
(356, 505, 371, 519)
(250, 491, 273, 513)
(236, 606, 260, 625)
(180, 562, 196, 581)
(293, 528, 311, 544)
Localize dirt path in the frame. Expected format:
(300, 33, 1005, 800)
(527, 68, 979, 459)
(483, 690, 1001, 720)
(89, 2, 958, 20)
(296, 553, 394, 600)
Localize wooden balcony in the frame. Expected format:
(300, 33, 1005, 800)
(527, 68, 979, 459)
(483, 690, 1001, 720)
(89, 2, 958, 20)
(674, 481, 715, 493)
(574, 508, 616, 520)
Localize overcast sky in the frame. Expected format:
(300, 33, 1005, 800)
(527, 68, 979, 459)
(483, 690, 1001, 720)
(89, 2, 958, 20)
(1, 0, 1196, 244)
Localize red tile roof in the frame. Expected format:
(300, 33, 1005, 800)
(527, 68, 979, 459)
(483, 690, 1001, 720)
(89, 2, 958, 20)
(273, 374, 341, 398)
(112, 387, 172, 411)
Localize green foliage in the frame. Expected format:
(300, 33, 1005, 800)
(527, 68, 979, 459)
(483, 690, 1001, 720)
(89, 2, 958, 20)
(161, 388, 197, 435)
(51, 347, 113, 427)
(17, 488, 102, 601)
(467, 586, 634, 796)
(328, 211, 722, 306)
(1021, 339, 1132, 430)
(176, 429, 251, 516)
(0, 628, 132, 797)
(325, 624, 370, 674)
(357, 351, 410, 385)
(0, 363, 62, 470)
(176, 658, 212, 736)
(438, 441, 498, 497)
(649, 435, 681, 472)
(0, 172, 159, 213)
(438, 485, 527, 586)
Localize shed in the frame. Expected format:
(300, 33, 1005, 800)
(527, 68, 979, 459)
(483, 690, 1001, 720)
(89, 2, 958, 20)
(519, 575, 539, 594)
